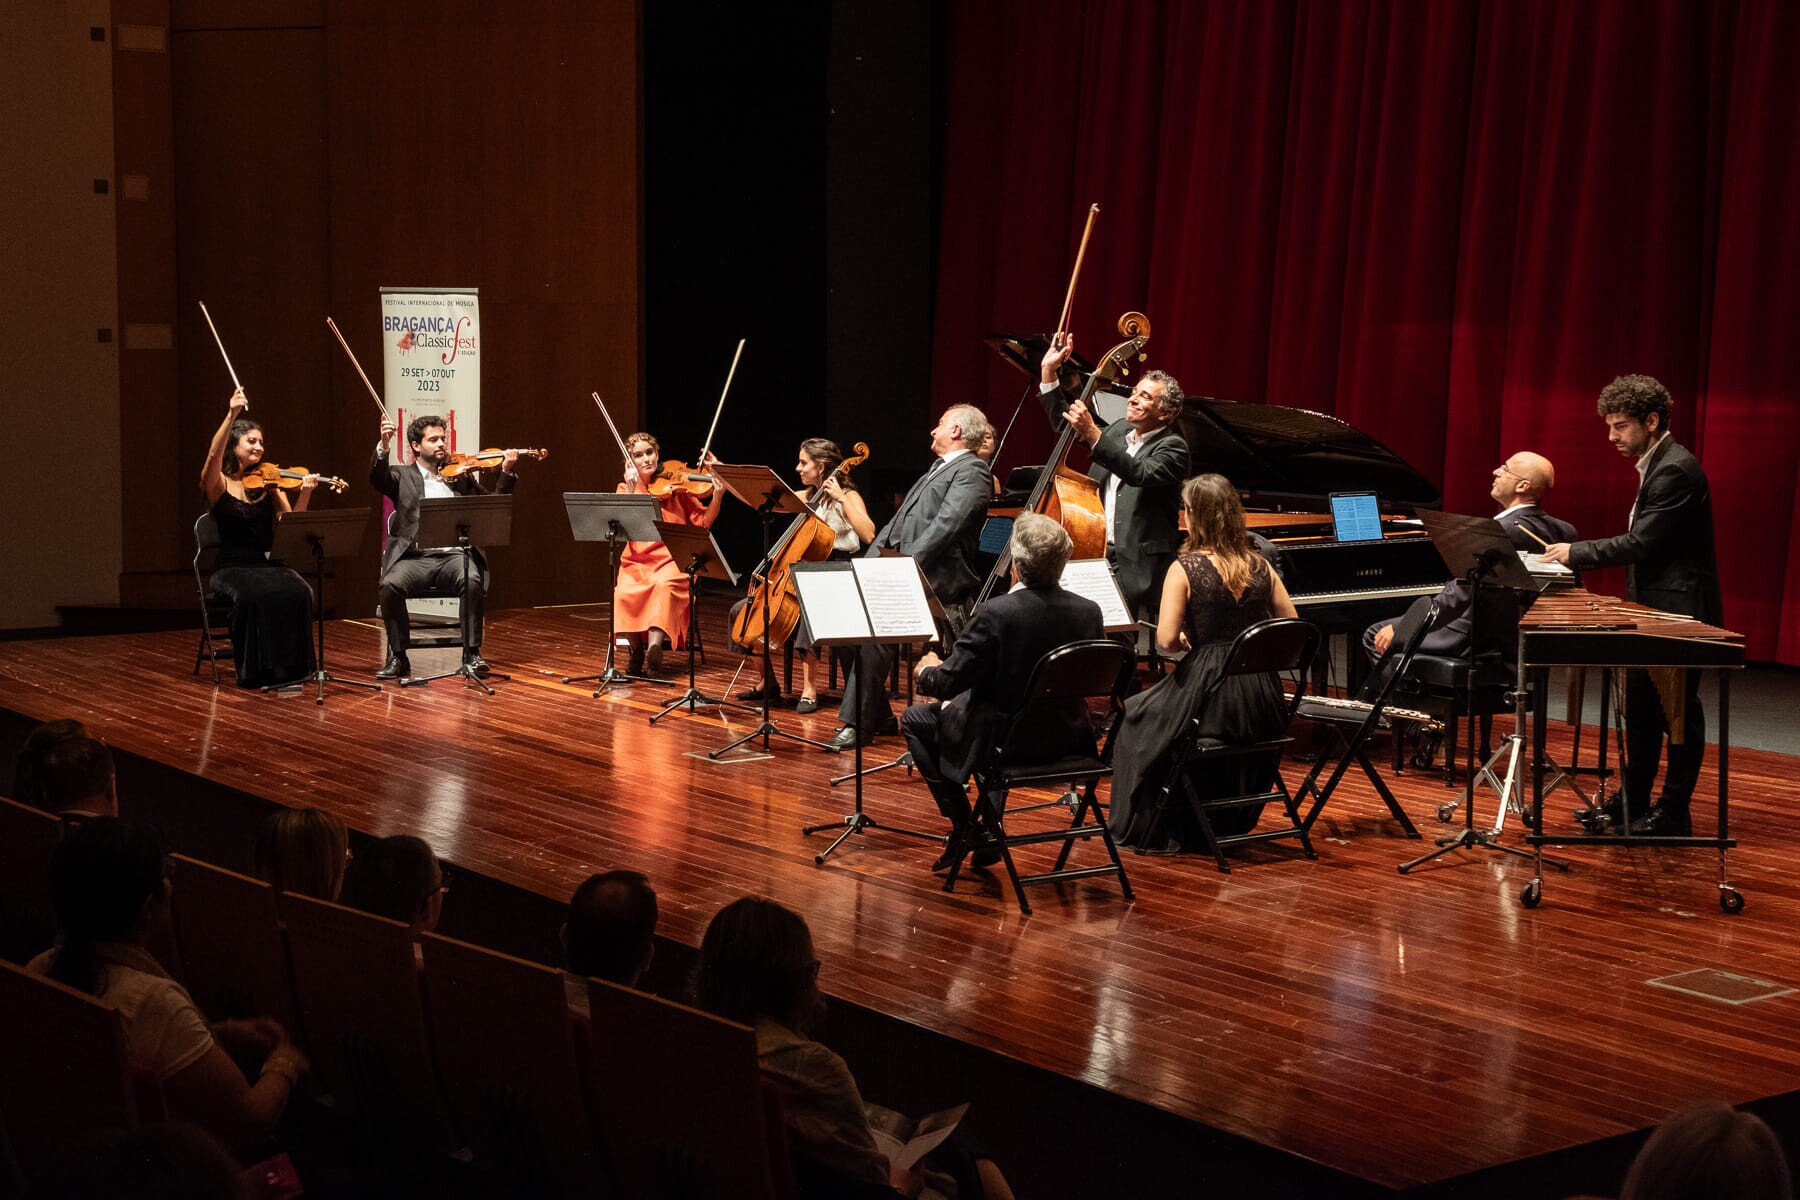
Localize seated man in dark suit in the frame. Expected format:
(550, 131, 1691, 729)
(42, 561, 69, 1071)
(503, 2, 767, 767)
(1363, 450, 1578, 670)
(370, 413, 518, 680)
(901, 513, 1105, 871)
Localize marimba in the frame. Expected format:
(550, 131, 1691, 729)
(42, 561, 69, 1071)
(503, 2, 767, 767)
(1515, 589, 1746, 911)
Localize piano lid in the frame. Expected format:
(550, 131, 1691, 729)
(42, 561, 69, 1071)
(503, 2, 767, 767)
(983, 332, 1127, 398)
(985, 332, 1441, 509)
(1173, 398, 1441, 509)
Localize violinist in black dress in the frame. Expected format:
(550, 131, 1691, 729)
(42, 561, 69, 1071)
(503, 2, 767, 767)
(200, 388, 318, 688)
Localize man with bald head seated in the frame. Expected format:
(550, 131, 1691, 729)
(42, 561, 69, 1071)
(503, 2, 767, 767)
(1363, 451, 1578, 668)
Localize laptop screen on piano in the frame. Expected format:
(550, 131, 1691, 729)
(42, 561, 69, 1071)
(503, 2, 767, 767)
(1329, 491, 1383, 543)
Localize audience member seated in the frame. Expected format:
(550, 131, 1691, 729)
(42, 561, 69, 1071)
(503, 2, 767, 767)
(340, 834, 444, 938)
(35, 735, 119, 823)
(250, 807, 350, 902)
(695, 896, 1015, 1200)
(28, 818, 309, 1158)
(1106, 474, 1300, 852)
(560, 869, 658, 1017)
(1620, 1100, 1792, 1200)
(9, 717, 89, 807)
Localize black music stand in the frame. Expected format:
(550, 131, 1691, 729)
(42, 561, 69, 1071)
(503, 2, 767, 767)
(402, 495, 512, 695)
(795, 559, 944, 863)
(649, 523, 755, 724)
(560, 492, 667, 695)
(263, 508, 379, 706)
(1398, 511, 1566, 875)
(708, 462, 836, 757)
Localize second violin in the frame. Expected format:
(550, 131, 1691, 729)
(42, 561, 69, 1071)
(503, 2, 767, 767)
(242, 464, 350, 495)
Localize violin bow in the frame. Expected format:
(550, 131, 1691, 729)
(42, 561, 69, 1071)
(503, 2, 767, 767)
(1055, 203, 1100, 338)
(696, 338, 745, 467)
(590, 392, 636, 465)
(325, 317, 391, 420)
(197, 301, 244, 396)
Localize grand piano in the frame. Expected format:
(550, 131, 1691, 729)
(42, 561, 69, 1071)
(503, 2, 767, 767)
(984, 332, 1451, 636)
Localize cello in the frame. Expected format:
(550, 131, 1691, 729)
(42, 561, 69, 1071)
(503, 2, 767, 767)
(974, 311, 1151, 607)
(729, 442, 872, 652)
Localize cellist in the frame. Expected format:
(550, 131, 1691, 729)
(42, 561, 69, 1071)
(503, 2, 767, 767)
(732, 438, 876, 711)
(1038, 332, 1190, 621)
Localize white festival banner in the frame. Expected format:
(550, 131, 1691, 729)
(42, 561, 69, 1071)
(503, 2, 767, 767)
(379, 287, 481, 627)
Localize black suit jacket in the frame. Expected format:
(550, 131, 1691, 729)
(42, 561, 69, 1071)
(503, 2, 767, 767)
(369, 447, 517, 580)
(916, 584, 1105, 781)
(1040, 387, 1190, 611)
(1568, 439, 1722, 624)
(870, 451, 992, 606)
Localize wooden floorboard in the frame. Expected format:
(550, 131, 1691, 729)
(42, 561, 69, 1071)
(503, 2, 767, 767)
(5, 605, 1800, 1192)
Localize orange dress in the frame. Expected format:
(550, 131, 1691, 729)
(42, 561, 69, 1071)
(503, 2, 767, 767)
(613, 487, 708, 645)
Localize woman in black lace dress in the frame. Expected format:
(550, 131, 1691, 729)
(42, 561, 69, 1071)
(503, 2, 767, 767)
(1108, 474, 1299, 851)
(200, 388, 317, 688)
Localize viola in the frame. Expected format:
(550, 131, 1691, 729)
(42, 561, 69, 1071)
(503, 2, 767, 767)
(645, 459, 716, 500)
(731, 442, 872, 651)
(439, 448, 548, 480)
(241, 464, 349, 495)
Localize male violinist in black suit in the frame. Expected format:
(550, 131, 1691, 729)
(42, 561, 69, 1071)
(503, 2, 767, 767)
(1039, 332, 1190, 621)
(370, 414, 517, 681)
(1542, 375, 1722, 837)
(902, 513, 1104, 869)
(825, 404, 993, 751)
(1363, 450, 1578, 667)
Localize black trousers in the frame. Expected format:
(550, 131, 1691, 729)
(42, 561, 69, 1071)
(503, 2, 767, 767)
(900, 701, 974, 831)
(379, 551, 488, 655)
(1623, 666, 1706, 817)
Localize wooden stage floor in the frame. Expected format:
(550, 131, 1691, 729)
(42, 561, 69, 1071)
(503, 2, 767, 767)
(6, 605, 1800, 1197)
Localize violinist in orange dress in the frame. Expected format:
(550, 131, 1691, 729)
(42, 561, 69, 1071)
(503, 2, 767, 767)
(199, 387, 320, 688)
(730, 438, 876, 712)
(613, 432, 725, 675)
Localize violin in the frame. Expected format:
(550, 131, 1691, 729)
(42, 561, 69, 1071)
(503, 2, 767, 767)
(645, 459, 716, 499)
(241, 464, 349, 495)
(439, 448, 548, 480)
(731, 442, 871, 651)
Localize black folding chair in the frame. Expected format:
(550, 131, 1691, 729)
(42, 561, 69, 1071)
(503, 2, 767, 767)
(945, 639, 1137, 915)
(1140, 618, 1321, 874)
(192, 514, 235, 683)
(1291, 600, 1442, 836)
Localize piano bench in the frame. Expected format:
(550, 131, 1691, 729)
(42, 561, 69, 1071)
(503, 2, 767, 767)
(1396, 656, 1519, 786)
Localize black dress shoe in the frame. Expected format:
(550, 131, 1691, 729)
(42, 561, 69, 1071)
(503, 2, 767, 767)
(1629, 807, 1693, 838)
(872, 714, 899, 738)
(1572, 800, 1624, 829)
(463, 653, 490, 678)
(737, 681, 782, 702)
(823, 725, 865, 753)
(375, 654, 410, 681)
(626, 647, 646, 676)
(968, 830, 1004, 868)
(932, 834, 969, 872)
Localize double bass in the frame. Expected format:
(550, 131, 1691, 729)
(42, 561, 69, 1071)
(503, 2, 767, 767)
(730, 443, 871, 652)
(975, 311, 1151, 606)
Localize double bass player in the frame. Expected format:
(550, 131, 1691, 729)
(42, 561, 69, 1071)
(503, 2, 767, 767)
(1039, 331, 1190, 621)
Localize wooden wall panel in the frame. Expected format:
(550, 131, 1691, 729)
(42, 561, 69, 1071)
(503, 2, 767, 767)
(324, 3, 641, 613)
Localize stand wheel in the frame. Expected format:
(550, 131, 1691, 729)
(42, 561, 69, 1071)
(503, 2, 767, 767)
(1520, 880, 1542, 908)
(1436, 803, 1458, 823)
(1720, 888, 1745, 915)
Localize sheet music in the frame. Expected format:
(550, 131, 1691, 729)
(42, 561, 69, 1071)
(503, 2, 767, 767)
(1520, 550, 1572, 577)
(790, 569, 872, 642)
(1059, 558, 1134, 631)
(851, 557, 937, 639)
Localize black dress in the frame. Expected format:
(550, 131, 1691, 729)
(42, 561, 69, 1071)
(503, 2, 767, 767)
(208, 492, 316, 688)
(1107, 551, 1288, 851)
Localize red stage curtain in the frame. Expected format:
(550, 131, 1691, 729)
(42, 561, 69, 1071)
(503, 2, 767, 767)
(931, 0, 1800, 663)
